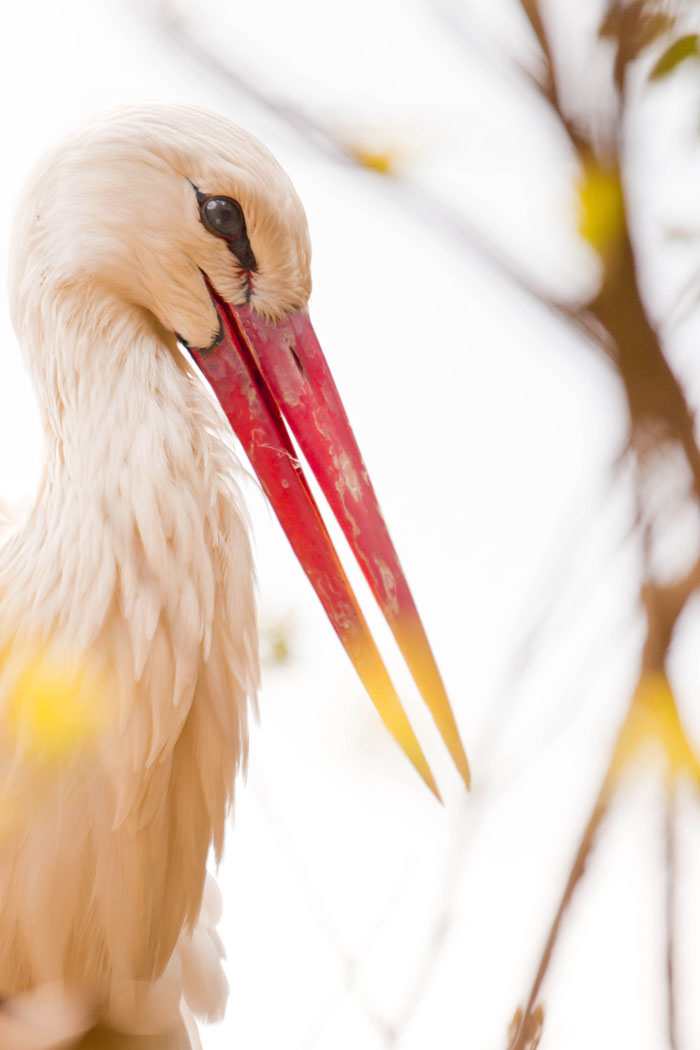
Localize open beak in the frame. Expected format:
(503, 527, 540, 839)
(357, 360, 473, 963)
(187, 290, 470, 798)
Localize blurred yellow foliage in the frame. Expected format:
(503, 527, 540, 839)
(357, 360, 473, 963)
(348, 143, 399, 175)
(611, 673, 700, 788)
(261, 614, 295, 667)
(650, 33, 700, 80)
(5, 649, 110, 762)
(576, 162, 624, 257)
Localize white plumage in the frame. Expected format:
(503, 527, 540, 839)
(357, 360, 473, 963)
(1, 103, 292, 1045)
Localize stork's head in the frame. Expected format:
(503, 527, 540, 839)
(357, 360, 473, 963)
(9, 103, 311, 348)
(8, 102, 469, 796)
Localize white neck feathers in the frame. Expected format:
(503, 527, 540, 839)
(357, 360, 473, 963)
(0, 284, 259, 832)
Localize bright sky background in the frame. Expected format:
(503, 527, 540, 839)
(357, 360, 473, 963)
(1, 1, 700, 1048)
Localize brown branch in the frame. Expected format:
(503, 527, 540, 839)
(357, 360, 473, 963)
(506, 536, 700, 1050)
(507, 773, 614, 1050)
(505, 545, 700, 1050)
(590, 226, 700, 504)
(641, 553, 700, 672)
(515, 0, 595, 155)
(512, 4, 700, 493)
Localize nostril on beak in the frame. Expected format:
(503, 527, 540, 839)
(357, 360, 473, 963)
(290, 345, 307, 380)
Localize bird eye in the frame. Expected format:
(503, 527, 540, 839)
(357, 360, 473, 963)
(197, 193, 258, 271)
(200, 196, 245, 238)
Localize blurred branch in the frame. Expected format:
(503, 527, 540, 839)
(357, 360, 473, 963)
(665, 787, 679, 1050)
(481, 476, 632, 730)
(507, 588, 700, 1050)
(506, 0, 700, 628)
(426, 0, 545, 100)
(516, 0, 593, 154)
(387, 800, 474, 1040)
(590, 225, 700, 501)
(497, 0, 700, 1042)
(392, 178, 616, 362)
(641, 552, 700, 671)
(506, 546, 700, 1044)
(507, 772, 614, 1050)
(512, 2, 700, 493)
(155, 2, 348, 163)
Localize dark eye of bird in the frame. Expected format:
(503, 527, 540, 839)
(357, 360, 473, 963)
(197, 192, 258, 272)
(201, 197, 243, 237)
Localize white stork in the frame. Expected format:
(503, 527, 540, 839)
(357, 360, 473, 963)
(0, 102, 469, 1048)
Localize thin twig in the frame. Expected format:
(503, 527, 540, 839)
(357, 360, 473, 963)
(665, 786, 679, 1050)
(425, 0, 543, 95)
(507, 772, 614, 1050)
(153, 2, 349, 163)
(515, 0, 596, 154)
(393, 177, 616, 363)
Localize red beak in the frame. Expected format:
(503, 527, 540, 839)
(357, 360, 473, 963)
(188, 291, 470, 798)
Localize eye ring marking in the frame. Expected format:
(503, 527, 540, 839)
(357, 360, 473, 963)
(194, 189, 258, 273)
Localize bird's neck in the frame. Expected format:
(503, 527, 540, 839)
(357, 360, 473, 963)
(0, 289, 257, 914)
(1, 287, 258, 704)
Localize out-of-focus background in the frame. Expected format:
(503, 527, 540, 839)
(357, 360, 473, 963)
(2, 1, 700, 1047)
